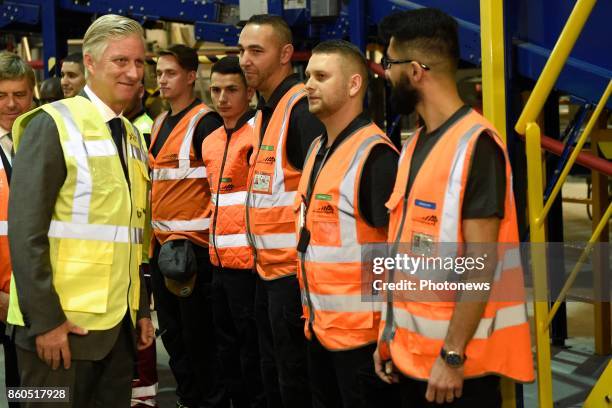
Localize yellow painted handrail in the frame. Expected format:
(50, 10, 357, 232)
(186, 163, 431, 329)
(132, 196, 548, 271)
(547, 200, 612, 327)
(515, 0, 597, 135)
(536, 80, 612, 228)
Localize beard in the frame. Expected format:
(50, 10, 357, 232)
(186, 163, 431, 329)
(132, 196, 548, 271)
(389, 74, 421, 115)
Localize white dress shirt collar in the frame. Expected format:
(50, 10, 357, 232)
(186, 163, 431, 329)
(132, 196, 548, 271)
(0, 127, 12, 165)
(83, 85, 123, 123)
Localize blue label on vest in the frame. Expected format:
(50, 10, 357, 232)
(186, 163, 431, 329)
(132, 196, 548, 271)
(415, 199, 436, 210)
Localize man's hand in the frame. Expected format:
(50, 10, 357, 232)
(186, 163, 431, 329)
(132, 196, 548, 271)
(426, 357, 464, 404)
(373, 346, 399, 384)
(0, 291, 9, 322)
(35, 321, 88, 370)
(136, 317, 154, 350)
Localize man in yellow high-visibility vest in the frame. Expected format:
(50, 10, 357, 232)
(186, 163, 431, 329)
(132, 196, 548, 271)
(7, 14, 154, 407)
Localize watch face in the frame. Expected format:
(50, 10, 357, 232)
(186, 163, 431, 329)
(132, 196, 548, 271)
(446, 353, 463, 367)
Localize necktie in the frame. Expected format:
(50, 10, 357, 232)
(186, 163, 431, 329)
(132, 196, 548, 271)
(108, 118, 128, 178)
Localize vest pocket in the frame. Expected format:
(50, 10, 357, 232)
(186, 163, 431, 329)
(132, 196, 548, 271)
(55, 239, 113, 314)
(311, 220, 340, 246)
(317, 309, 374, 330)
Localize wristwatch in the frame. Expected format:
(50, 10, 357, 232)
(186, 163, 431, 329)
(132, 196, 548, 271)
(440, 348, 466, 368)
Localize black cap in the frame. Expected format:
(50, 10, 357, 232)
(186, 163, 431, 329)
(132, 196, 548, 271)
(157, 239, 197, 297)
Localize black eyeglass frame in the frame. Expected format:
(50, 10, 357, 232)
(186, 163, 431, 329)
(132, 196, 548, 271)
(381, 56, 431, 71)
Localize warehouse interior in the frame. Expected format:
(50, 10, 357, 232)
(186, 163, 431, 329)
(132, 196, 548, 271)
(0, 0, 610, 407)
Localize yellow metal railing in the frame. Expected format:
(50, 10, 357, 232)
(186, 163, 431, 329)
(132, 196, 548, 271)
(480, 1, 516, 406)
(513, 0, 610, 407)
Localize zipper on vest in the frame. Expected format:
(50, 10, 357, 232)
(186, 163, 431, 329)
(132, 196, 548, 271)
(126, 156, 133, 319)
(381, 195, 409, 343)
(211, 131, 232, 268)
(299, 252, 315, 325)
(244, 122, 264, 267)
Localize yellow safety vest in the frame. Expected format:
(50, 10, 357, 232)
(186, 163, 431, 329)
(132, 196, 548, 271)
(132, 111, 153, 137)
(130, 111, 153, 264)
(7, 96, 150, 330)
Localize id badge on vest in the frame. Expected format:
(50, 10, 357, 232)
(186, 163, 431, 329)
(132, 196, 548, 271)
(412, 232, 434, 256)
(252, 171, 273, 194)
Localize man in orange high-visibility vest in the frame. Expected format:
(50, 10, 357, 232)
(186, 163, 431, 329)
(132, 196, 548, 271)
(374, 8, 534, 407)
(0, 51, 35, 408)
(203, 56, 265, 408)
(149, 44, 227, 408)
(297, 40, 400, 408)
(239, 15, 324, 408)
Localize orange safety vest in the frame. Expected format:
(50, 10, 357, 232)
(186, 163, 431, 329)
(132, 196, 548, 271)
(379, 109, 534, 382)
(202, 117, 255, 269)
(149, 103, 213, 248)
(0, 156, 10, 293)
(294, 123, 397, 350)
(246, 84, 307, 280)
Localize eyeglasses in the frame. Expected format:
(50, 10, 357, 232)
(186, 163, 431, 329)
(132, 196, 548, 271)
(381, 56, 431, 71)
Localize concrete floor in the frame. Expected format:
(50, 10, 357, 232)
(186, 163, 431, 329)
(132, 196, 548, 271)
(0, 176, 609, 407)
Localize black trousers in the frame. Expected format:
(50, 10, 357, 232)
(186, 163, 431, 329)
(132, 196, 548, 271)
(1, 321, 20, 408)
(16, 317, 134, 408)
(212, 267, 265, 408)
(255, 275, 310, 408)
(399, 374, 501, 407)
(151, 243, 228, 407)
(308, 335, 400, 408)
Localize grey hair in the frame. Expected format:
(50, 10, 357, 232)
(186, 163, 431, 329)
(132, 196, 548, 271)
(82, 14, 144, 77)
(0, 52, 35, 89)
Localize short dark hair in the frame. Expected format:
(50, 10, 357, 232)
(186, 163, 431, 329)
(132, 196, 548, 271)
(211, 56, 246, 86)
(312, 40, 369, 90)
(159, 44, 199, 72)
(245, 14, 292, 45)
(63, 52, 83, 66)
(379, 8, 460, 70)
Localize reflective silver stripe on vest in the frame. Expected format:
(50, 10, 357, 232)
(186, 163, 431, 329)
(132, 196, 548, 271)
(252, 232, 296, 249)
(178, 108, 210, 164)
(212, 233, 249, 248)
(439, 124, 483, 243)
(0, 220, 7, 235)
(305, 135, 385, 264)
(215, 191, 247, 207)
(152, 218, 210, 232)
(152, 166, 206, 181)
(53, 101, 93, 224)
(249, 191, 296, 208)
(48, 220, 143, 244)
(64, 139, 117, 157)
(129, 143, 148, 164)
(309, 292, 378, 313)
(151, 112, 168, 138)
(393, 302, 527, 340)
(151, 108, 209, 181)
(248, 91, 304, 210)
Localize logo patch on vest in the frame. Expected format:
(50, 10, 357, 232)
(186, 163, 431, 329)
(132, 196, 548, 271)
(220, 184, 234, 193)
(314, 204, 335, 216)
(258, 156, 276, 165)
(416, 215, 438, 226)
(415, 199, 436, 210)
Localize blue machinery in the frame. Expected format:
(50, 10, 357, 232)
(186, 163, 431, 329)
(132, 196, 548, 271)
(0, 0, 609, 113)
